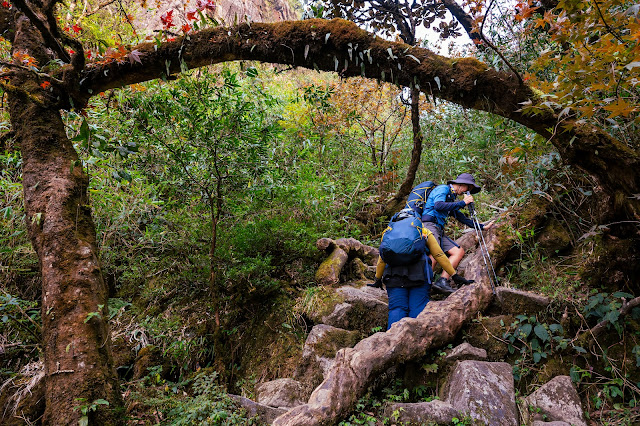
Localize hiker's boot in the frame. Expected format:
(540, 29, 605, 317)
(432, 276, 455, 295)
(367, 278, 383, 289)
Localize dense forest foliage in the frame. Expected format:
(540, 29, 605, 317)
(0, 0, 639, 424)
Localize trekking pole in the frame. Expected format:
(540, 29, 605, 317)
(466, 193, 499, 294)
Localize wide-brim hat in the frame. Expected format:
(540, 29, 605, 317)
(447, 173, 481, 194)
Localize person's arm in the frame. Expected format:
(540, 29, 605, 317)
(452, 209, 482, 229)
(434, 199, 466, 212)
(367, 256, 386, 288)
(375, 256, 386, 279)
(424, 229, 456, 276)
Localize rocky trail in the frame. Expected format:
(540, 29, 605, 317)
(227, 225, 590, 425)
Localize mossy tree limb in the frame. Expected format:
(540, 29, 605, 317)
(315, 238, 378, 286)
(73, 19, 640, 220)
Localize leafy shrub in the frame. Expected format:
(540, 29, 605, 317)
(166, 372, 258, 425)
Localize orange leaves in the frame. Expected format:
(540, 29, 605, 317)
(96, 45, 139, 65)
(603, 98, 637, 119)
(129, 83, 146, 92)
(517, 0, 640, 125)
(13, 51, 37, 68)
(534, 10, 554, 29)
(40, 81, 51, 90)
(514, 1, 539, 22)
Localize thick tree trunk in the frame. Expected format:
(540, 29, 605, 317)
(9, 91, 122, 424)
(7, 11, 123, 425)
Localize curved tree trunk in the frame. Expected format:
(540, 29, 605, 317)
(78, 19, 640, 221)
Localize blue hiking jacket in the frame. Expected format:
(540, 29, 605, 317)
(423, 184, 479, 229)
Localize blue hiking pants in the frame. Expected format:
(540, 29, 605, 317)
(386, 284, 429, 330)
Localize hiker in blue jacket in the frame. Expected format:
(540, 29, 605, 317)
(422, 173, 492, 294)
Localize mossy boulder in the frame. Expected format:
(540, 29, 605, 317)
(520, 376, 587, 426)
(536, 218, 572, 254)
(535, 357, 572, 385)
(442, 361, 518, 426)
(256, 378, 306, 409)
(487, 287, 551, 316)
(133, 345, 167, 380)
(295, 324, 360, 391)
(578, 235, 640, 293)
(464, 315, 513, 360)
(320, 285, 388, 335)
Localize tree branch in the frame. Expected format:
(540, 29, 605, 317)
(10, 0, 71, 63)
(588, 296, 640, 341)
(440, 0, 481, 44)
(70, 19, 640, 218)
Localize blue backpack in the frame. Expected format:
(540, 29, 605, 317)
(406, 180, 437, 219)
(379, 209, 426, 266)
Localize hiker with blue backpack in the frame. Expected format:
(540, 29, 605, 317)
(369, 208, 474, 329)
(420, 173, 493, 294)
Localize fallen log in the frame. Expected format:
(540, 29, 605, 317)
(315, 238, 379, 286)
(274, 225, 513, 425)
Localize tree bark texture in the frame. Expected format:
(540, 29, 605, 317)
(9, 91, 122, 425)
(74, 19, 640, 220)
(274, 225, 512, 425)
(8, 11, 122, 426)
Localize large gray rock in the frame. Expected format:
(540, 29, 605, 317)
(443, 360, 518, 426)
(321, 286, 388, 334)
(532, 422, 571, 426)
(521, 376, 587, 426)
(256, 378, 306, 409)
(445, 342, 487, 362)
(489, 287, 551, 315)
(383, 400, 460, 425)
(294, 324, 360, 390)
(228, 395, 287, 424)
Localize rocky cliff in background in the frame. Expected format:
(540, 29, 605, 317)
(139, 0, 300, 32)
(216, 0, 300, 22)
